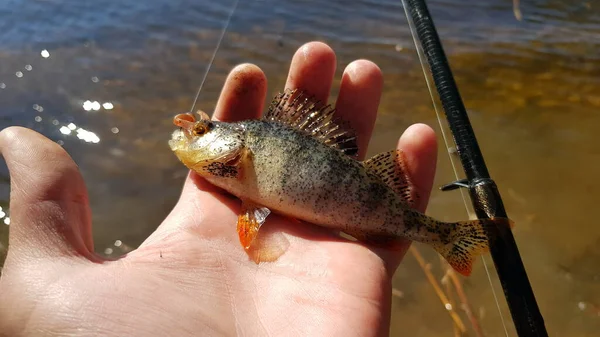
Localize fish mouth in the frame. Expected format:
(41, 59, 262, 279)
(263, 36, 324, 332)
(168, 129, 188, 152)
(169, 112, 198, 151)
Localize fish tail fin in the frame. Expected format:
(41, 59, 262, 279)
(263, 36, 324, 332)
(431, 217, 513, 276)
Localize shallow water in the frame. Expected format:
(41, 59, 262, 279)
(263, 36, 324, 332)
(0, 0, 599, 335)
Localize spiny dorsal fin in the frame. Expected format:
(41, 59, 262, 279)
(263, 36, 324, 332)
(363, 150, 419, 207)
(264, 89, 358, 157)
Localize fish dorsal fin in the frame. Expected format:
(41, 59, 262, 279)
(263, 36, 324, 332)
(363, 150, 419, 208)
(264, 89, 358, 157)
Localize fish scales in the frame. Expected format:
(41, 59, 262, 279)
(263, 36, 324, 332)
(240, 120, 399, 237)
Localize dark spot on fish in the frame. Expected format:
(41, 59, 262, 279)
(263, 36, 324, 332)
(205, 162, 238, 178)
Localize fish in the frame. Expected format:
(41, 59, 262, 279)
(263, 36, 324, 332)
(168, 88, 511, 276)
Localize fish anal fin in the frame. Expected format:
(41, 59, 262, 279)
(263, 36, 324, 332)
(431, 217, 509, 276)
(237, 201, 271, 249)
(264, 89, 358, 157)
(363, 150, 418, 208)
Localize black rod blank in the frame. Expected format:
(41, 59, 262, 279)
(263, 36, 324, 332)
(404, 0, 548, 336)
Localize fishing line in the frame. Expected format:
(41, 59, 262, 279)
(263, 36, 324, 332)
(399, 1, 510, 335)
(189, 0, 240, 113)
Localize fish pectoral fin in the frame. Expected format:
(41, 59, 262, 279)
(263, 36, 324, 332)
(362, 150, 418, 208)
(237, 201, 271, 249)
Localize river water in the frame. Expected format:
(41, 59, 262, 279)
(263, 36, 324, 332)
(0, 0, 598, 336)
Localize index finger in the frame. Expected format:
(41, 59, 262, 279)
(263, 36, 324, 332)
(212, 63, 267, 122)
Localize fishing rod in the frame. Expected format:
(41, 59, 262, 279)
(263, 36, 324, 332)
(400, 0, 548, 336)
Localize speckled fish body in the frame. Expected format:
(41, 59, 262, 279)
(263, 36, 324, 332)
(211, 120, 418, 239)
(169, 89, 510, 276)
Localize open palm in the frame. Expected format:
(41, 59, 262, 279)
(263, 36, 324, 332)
(0, 42, 437, 336)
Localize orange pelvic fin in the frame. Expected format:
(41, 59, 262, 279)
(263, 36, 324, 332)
(236, 201, 271, 249)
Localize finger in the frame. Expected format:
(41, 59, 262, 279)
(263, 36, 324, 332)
(0, 127, 96, 261)
(398, 124, 438, 213)
(334, 60, 383, 160)
(213, 63, 267, 122)
(379, 124, 438, 270)
(285, 41, 336, 104)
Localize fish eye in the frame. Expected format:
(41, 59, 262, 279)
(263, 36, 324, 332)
(192, 124, 207, 135)
(192, 122, 213, 136)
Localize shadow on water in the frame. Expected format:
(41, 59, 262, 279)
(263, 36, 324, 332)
(0, 0, 599, 335)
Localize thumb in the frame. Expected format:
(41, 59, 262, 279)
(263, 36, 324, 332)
(0, 126, 95, 262)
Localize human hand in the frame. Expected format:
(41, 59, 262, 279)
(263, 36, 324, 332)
(0, 41, 437, 336)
